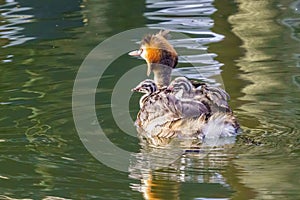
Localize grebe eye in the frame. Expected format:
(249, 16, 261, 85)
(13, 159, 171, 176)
(139, 48, 143, 54)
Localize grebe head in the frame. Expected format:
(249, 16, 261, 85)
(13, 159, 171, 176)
(131, 79, 157, 94)
(168, 77, 194, 98)
(129, 30, 178, 88)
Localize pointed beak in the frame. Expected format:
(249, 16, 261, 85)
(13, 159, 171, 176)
(166, 85, 174, 92)
(128, 50, 141, 57)
(131, 86, 140, 92)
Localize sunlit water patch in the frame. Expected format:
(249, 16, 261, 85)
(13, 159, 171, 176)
(0, 0, 35, 47)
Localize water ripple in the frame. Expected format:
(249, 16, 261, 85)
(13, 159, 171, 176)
(129, 142, 235, 199)
(282, 17, 300, 41)
(146, 0, 215, 16)
(0, 1, 35, 47)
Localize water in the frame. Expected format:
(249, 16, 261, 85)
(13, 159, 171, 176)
(0, 0, 300, 199)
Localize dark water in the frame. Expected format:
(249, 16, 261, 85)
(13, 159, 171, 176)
(1, 0, 300, 199)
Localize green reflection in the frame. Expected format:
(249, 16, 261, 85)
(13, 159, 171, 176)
(0, 0, 300, 199)
(0, 0, 142, 198)
(213, 0, 300, 199)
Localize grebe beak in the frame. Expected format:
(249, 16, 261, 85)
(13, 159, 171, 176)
(128, 49, 141, 57)
(166, 85, 174, 92)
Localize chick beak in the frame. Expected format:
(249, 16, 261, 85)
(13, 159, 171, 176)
(131, 86, 141, 92)
(128, 50, 141, 57)
(166, 85, 174, 92)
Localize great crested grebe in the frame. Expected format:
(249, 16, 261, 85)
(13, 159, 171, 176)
(129, 30, 240, 141)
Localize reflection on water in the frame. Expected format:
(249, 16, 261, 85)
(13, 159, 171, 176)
(129, 141, 238, 200)
(0, 0, 300, 199)
(283, 0, 300, 41)
(229, 0, 300, 148)
(227, 0, 300, 199)
(0, 0, 35, 47)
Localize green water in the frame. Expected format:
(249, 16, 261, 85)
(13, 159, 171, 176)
(1, 0, 300, 199)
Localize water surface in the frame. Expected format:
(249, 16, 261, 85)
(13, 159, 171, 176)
(0, 0, 300, 199)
